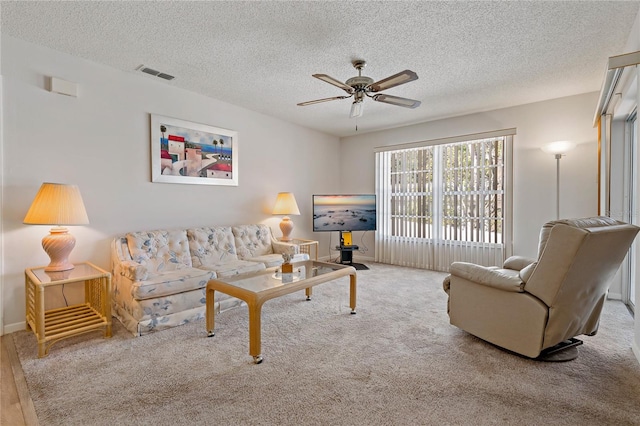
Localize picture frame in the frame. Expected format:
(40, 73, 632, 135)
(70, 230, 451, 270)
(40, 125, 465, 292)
(150, 114, 238, 186)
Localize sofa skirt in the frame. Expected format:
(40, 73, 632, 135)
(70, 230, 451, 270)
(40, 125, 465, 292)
(113, 290, 244, 336)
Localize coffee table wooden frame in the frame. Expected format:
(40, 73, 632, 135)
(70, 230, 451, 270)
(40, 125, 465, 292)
(206, 261, 357, 364)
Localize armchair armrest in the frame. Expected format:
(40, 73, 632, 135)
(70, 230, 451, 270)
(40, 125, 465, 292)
(503, 256, 536, 271)
(450, 262, 524, 292)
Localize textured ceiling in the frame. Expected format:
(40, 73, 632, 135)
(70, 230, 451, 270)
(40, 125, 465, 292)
(2, 1, 639, 137)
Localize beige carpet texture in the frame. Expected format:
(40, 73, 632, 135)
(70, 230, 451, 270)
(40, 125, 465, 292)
(11, 263, 640, 425)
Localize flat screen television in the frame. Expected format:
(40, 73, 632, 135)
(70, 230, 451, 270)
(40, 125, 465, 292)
(312, 194, 377, 232)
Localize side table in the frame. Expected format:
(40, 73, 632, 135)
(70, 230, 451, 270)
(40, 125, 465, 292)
(25, 262, 112, 358)
(289, 239, 319, 261)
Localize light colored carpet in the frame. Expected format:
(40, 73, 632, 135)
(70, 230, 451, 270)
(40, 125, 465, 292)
(11, 263, 640, 425)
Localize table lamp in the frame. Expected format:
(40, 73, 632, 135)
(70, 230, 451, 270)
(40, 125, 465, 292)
(541, 141, 575, 219)
(23, 182, 90, 272)
(272, 192, 300, 241)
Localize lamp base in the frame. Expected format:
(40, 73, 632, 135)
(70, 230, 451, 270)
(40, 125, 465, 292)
(279, 217, 294, 242)
(42, 227, 76, 272)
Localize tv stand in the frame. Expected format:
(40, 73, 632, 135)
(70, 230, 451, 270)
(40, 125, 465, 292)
(336, 231, 369, 270)
(335, 242, 369, 271)
(336, 245, 359, 265)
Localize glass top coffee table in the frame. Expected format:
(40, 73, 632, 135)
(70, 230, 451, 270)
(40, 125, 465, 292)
(206, 260, 357, 364)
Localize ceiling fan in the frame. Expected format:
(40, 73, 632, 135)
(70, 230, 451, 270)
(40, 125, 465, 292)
(297, 59, 421, 118)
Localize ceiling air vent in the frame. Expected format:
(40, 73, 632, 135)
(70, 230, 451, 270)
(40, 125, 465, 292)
(136, 65, 175, 81)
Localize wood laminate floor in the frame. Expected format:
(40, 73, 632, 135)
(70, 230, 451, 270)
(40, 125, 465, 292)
(1, 334, 36, 426)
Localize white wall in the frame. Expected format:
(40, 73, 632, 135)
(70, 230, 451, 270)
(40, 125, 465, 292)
(339, 92, 599, 260)
(0, 36, 341, 332)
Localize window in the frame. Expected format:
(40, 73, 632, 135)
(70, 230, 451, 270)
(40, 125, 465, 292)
(375, 131, 513, 271)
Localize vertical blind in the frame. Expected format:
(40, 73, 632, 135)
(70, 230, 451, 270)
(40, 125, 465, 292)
(375, 131, 514, 271)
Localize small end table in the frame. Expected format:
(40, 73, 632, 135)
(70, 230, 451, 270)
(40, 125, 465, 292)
(25, 262, 112, 358)
(287, 238, 319, 261)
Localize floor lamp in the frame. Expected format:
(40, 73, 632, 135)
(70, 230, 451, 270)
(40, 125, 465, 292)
(541, 141, 575, 219)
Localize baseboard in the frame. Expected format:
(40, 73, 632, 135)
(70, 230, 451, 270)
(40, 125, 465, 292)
(2, 321, 25, 335)
(633, 338, 640, 366)
(607, 292, 622, 300)
(353, 255, 375, 263)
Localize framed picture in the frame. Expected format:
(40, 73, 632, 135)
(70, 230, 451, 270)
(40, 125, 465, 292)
(150, 114, 238, 186)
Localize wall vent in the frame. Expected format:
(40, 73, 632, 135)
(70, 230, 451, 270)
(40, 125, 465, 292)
(136, 65, 175, 81)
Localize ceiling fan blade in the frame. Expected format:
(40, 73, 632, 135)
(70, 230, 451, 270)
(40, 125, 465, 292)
(297, 95, 351, 106)
(312, 74, 354, 94)
(372, 94, 421, 109)
(368, 70, 418, 92)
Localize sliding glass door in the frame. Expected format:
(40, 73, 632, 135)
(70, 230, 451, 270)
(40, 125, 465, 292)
(630, 112, 638, 312)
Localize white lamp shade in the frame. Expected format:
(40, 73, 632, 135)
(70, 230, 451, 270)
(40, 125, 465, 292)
(272, 192, 300, 216)
(541, 141, 576, 155)
(24, 182, 89, 225)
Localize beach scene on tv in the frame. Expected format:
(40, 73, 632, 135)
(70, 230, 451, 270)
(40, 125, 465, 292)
(313, 195, 377, 232)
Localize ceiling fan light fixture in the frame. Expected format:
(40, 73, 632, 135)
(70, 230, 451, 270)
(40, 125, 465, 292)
(350, 100, 364, 118)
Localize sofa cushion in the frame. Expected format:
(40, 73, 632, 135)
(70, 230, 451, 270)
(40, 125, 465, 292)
(197, 258, 266, 277)
(126, 268, 215, 300)
(248, 253, 309, 268)
(126, 229, 193, 273)
(188, 226, 239, 267)
(232, 224, 274, 259)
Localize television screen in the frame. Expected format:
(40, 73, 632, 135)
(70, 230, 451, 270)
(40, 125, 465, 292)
(313, 194, 377, 232)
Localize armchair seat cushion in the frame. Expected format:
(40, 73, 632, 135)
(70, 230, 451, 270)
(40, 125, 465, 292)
(450, 262, 524, 292)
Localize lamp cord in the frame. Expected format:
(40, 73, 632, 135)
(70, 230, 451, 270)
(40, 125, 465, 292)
(62, 284, 69, 307)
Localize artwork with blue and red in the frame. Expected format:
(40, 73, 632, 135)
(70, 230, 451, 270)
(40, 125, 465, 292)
(158, 123, 233, 179)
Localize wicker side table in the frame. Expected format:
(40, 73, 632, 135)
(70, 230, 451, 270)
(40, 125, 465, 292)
(288, 239, 319, 261)
(25, 262, 112, 358)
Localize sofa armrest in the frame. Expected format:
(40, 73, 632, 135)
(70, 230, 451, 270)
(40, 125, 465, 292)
(450, 262, 524, 292)
(117, 260, 149, 281)
(271, 239, 300, 255)
(503, 256, 536, 271)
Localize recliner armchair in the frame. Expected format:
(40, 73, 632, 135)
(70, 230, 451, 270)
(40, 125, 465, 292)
(443, 217, 639, 359)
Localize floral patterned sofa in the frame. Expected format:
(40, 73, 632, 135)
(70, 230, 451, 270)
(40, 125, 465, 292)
(111, 224, 307, 336)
